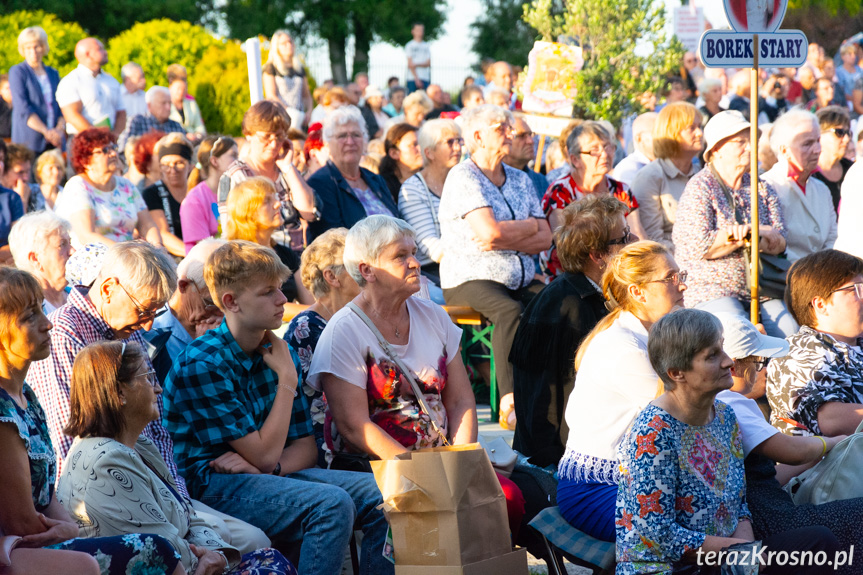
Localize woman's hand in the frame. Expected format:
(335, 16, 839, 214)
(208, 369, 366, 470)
(758, 226, 786, 255)
(209, 451, 262, 475)
(44, 128, 63, 148)
(19, 513, 78, 547)
(190, 544, 228, 575)
(275, 146, 296, 176)
(704, 224, 750, 260)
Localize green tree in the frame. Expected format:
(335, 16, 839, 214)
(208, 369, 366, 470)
(219, 0, 445, 84)
(191, 41, 251, 136)
(0, 10, 86, 76)
(105, 19, 218, 87)
(523, 0, 683, 126)
(471, 0, 538, 68)
(0, 0, 213, 40)
(783, 5, 863, 54)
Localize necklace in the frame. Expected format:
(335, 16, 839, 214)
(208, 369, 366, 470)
(363, 292, 404, 338)
(317, 299, 333, 320)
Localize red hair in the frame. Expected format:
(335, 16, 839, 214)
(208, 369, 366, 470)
(304, 122, 324, 163)
(133, 131, 166, 175)
(71, 128, 116, 174)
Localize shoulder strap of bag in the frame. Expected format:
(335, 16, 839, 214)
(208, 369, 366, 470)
(346, 301, 450, 446)
(155, 181, 175, 234)
(709, 164, 745, 225)
(415, 172, 440, 231)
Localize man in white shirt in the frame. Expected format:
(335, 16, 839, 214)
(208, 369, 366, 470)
(613, 112, 657, 186)
(120, 62, 147, 120)
(405, 23, 431, 94)
(56, 38, 126, 139)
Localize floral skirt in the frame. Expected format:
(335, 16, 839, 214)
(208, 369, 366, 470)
(231, 548, 296, 574)
(48, 533, 181, 575)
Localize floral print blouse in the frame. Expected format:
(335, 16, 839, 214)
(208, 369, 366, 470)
(58, 175, 146, 248)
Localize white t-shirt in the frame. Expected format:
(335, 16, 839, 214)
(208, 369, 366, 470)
(121, 87, 147, 121)
(716, 390, 778, 457)
(56, 65, 125, 134)
(307, 296, 461, 450)
(405, 40, 431, 83)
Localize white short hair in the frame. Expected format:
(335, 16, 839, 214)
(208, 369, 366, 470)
(17, 27, 49, 56)
(322, 105, 369, 145)
(417, 119, 460, 166)
(698, 77, 722, 95)
(121, 61, 143, 80)
(343, 215, 416, 287)
(770, 108, 818, 157)
(461, 104, 514, 154)
(145, 85, 170, 105)
(8, 211, 70, 273)
(95, 241, 178, 303)
(177, 239, 227, 287)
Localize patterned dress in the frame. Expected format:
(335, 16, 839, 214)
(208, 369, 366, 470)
(57, 175, 147, 248)
(616, 402, 750, 575)
(0, 385, 182, 575)
(540, 172, 638, 277)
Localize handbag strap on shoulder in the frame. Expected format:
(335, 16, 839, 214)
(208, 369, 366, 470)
(346, 301, 450, 446)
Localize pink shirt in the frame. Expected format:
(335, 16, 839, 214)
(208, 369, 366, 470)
(180, 181, 219, 253)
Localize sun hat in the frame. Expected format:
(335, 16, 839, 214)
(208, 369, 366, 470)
(713, 312, 789, 360)
(703, 110, 751, 160)
(364, 85, 384, 99)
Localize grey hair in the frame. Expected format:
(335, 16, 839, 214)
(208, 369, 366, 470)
(8, 211, 71, 274)
(120, 61, 143, 80)
(770, 108, 819, 157)
(343, 215, 417, 287)
(94, 241, 178, 303)
(566, 121, 612, 158)
(461, 104, 514, 154)
(17, 27, 49, 56)
(698, 77, 722, 95)
(322, 105, 369, 146)
(145, 85, 170, 105)
(417, 119, 461, 166)
(648, 308, 723, 391)
(402, 90, 434, 115)
(177, 239, 227, 288)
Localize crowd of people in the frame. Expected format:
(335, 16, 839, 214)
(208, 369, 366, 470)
(2, 20, 863, 575)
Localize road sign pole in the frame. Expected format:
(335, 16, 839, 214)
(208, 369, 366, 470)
(750, 33, 760, 325)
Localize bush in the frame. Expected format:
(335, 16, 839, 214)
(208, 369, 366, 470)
(0, 11, 86, 76)
(191, 40, 252, 136)
(105, 19, 218, 86)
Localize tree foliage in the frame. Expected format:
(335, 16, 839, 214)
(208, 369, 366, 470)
(471, 0, 539, 68)
(105, 19, 219, 87)
(0, 10, 86, 76)
(523, 0, 683, 126)
(191, 41, 251, 136)
(0, 0, 213, 40)
(787, 0, 861, 12)
(783, 6, 863, 54)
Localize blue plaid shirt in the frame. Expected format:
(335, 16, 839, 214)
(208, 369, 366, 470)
(163, 319, 312, 498)
(118, 113, 186, 152)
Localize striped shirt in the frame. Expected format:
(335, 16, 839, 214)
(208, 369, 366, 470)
(398, 173, 443, 266)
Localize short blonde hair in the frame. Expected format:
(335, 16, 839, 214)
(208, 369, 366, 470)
(205, 240, 290, 310)
(300, 228, 349, 297)
(35, 150, 65, 183)
(0, 267, 43, 349)
(653, 102, 700, 159)
(17, 27, 49, 57)
(242, 100, 291, 137)
(225, 177, 276, 242)
(403, 90, 433, 115)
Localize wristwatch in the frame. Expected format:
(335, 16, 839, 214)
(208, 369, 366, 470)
(272, 462, 282, 476)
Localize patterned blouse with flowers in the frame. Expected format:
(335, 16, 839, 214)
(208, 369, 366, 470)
(672, 168, 786, 308)
(57, 175, 147, 248)
(539, 172, 639, 278)
(307, 296, 462, 452)
(616, 402, 751, 575)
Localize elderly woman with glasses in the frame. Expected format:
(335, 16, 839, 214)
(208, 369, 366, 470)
(306, 106, 398, 243)
(142, 133, 195, 257)
(672, 111, 792, 338)
(218, 101, 318, 251)
(439, 104, 551, 425)
(9, 211, 74, 314)
(57, 127, 164, 250)
(398, 118, 463, 288)
(557, 241, 687, 542)
(541, 120, 640, 278)
(58, 340, 296, 575)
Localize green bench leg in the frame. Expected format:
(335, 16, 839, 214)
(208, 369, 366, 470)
(461, 322, 497, 423)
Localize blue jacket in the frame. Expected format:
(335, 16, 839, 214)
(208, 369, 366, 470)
(306, 160, 399, 242)
(9, 62, 62, 153)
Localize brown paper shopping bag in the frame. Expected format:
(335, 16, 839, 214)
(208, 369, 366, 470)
(371, 443, 512, 567)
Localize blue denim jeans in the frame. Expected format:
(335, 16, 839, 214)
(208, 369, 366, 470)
(199, 468, 393, 575)
(694, 296, 799, 338)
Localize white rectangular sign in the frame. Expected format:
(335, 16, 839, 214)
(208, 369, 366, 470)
(674, 6, 705, 54)
(699, 30, 807, 68)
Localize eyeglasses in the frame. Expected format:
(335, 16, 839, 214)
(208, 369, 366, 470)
(135, 368, 159, 387)
(751, 357, 770, 372)
(513, 130, 534, 140)
(488, 122, 516, 137)
(607, 226, 632, 246)
(191, 282, 220, 313)
(645, 270, 688, 286)
(255, 132, 286, 145)
(444, 137, 464, 147)
(160, 160, 189, 172)
(830, 282, 863, 299)
(117, 282, 167, 321)
(93, 144, 119, 156)
(580, 143, 615, 158)
(334, 131, 364, 142)
(825, 128, 851, 139)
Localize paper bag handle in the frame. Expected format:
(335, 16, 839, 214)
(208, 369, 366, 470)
(347, 302, 451, 446)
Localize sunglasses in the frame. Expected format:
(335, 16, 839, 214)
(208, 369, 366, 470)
(645, 270, 688, 286)
(825, 128, 851, 138)
(607, 226, 632, 246)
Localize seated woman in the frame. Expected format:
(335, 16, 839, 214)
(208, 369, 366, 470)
(225, 177, 313, 306)
(285, 228, 359, 467)
(617, 308, 840, 574)
(35, 149, 66, 210)
(8, 210, 73, 314)
(378, 123, 423, 202)
(308, 215, 525, 539)
(510, 195, 632, 468)
(58, 340, 295, 575)
(557, 240, 685, 542)
(181, 135, 238, 253)
(142, 133, 195, 257)
(0, 267, 181, 575)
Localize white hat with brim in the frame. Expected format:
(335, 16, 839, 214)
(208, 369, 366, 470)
(703, 110, 752, 159)
(713, 312, 790, 360)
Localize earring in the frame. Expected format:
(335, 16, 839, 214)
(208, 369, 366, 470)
(121, 398, 127, 405)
